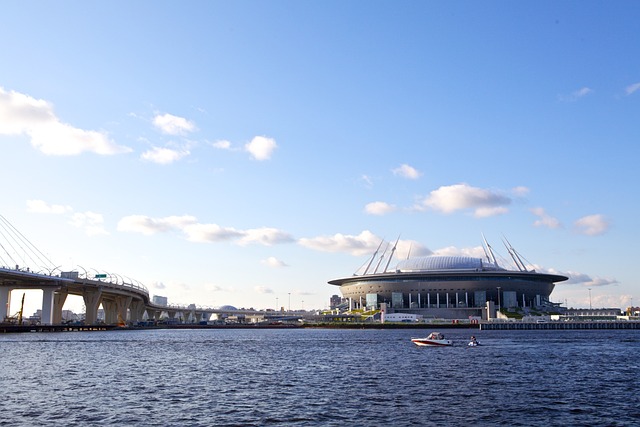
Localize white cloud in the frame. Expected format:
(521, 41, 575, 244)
(261, 256, 288, 268)
(212, 140, 232, 150)
(559, 86, 593, 102)
(152, 113, 196, 135)
(474, 206, 509, 218)
(574, 214, 609, 236)
(417, 183, 511, 217)
(254, 285, 274, 294)
(432, 245, 486, 259)
(240, 227, 295, 246)
(298, 231, 430, 260)
(141, 146, 190, 164)
(117, 214, 292, 246)
(360, 175, 374, 188)
(531, 207, 561, 229)
(0, 86, 131, 156)
(392, 164, 422, 180)
(68, 211, 108, 236)
(152, 281, 166, 289)
(512, 186, 530, 196)
(298, 230, 382, 256)
(117, 214, 198, 235)
(364, 201, 397, 216)
(545, 267, 618, 287)
(625, 82, 640, 95)
(245, 136, 277, 161)
(26, 199, 72, 214)
(182, 223, 245, 242)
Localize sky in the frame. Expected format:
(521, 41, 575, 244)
(1, 1, 639, 316)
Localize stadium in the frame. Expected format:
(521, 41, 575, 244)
(328, 238, 569, 319)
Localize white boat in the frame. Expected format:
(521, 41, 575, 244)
(468, 336, 480, 347)
(411, 332, 452, 347)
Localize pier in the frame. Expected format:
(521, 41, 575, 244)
(480, 321, 640, 330)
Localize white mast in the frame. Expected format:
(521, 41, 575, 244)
(383, 235, 400, 273)
(502, 236, 528, 272)
(362, 239, 384, 275)
(374, 242, 390, 274)
(481, 233, 498, 267)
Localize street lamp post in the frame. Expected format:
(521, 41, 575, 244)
(276, 297, 279, 311)
(588, 288, 592, 310)
(288, 293, 291, 312)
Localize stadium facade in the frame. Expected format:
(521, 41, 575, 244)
(328, 239, 569, 319)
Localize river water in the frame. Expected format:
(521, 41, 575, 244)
(1, 328, 639, 426)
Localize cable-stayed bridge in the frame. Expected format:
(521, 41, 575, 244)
(0, 215, 277, 325)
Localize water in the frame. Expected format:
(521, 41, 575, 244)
(1, 328, 639, 426)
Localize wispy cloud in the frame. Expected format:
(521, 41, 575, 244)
(574, 214, 610, 236)
(0, 87, 131, 156)
(364, 201, 397, 216)
(140, 146, 190, 164)
(392, 164, 422, 180)
(261, 257, 289, 268)
(245, 136, 277, 161)
(415, 183, 511, 217)
(558, 86, 593, 102)
(212, 140, 232, 150)
(531, 207, 561, 229)
(68, 212, 109, 236)
(152, 113, 196, 135)
(26, 200, 107, 236)
(625, 82, 640, 96)
(298, 230, 430, 259)
(117, 214, 294, 245)
(26, 199, 72, 214)
(544, 267, 618, 287)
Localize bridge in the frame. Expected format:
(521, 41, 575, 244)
(0, 214, 278, 326)
(0, 266, 309, 326)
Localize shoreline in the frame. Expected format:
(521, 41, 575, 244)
(4, 320, 640, 333)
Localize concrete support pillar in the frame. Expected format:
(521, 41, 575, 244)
(437, 293, 440, 308)
(102, 300, 117, 324)
(129, 300, 146, 323)
(145, 308, 159, 321)
(41, 288, 56, 325)
(465, 292, 469, 307)
(167, 310, 177, 320)
(427, 293, 430, 308)
(52, 290, 68, 324)
(83, 288, 103, 324)
(0, 286, 11, 320)
(115, 296, 132, 325)
(446, 292, 450, 308)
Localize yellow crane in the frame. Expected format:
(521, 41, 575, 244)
(2, 293, 25, 325)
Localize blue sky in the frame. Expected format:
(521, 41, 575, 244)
(1, 1, 639, 315)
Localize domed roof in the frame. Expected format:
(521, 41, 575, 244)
(216, 305, 238, 311)
(395, 255, 484, 272)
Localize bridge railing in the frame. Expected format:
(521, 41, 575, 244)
(0, 265, 149, 297)
(80, 277, 149, 297)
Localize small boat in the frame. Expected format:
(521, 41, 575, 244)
(411, 332, 452, 347)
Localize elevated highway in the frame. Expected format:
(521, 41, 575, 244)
(0, 266, 151, 325)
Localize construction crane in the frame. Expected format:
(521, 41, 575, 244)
(2, 293, 25, 325)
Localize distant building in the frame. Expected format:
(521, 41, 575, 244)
(329, 294, 343, 309)
(328, 238, 568, 319)
(152, 295, 168, 306)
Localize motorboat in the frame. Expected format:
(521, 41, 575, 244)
(411, 332, 452, 347)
